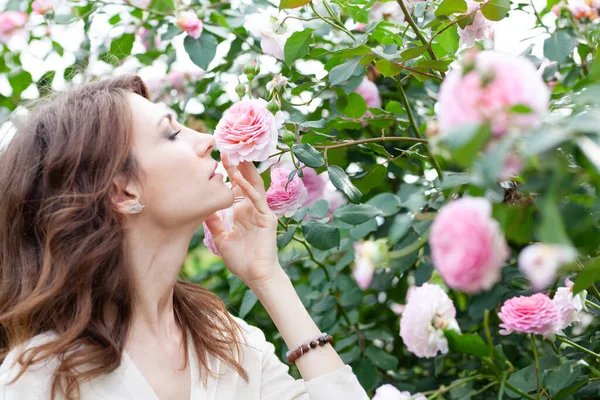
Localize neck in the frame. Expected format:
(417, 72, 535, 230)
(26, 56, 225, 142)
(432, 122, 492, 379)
(122, 217, 200, 342)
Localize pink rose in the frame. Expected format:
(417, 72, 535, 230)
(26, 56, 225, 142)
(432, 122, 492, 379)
(354, 77, 382, 111)
(498, 293, 560, 336)
(400, 283, 460, 358)
(300, 168, 327, 207)
(139, 28, 163, 52)
(214, 99, 284, 166)
(177, 11, 203, 39)
(457, 0, 494, 47)
(266, 168, 307, 218)
(0, 11, 27, 43)
(373, 384, 427, 400)
(437, 51, 550, 136)
(518, 243, 576, 291)
(430, 197, 509, 294)
(32, 0, 55, 15)
(203, 207, 233, 256)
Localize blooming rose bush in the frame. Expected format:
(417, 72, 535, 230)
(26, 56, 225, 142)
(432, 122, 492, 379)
(4, 0, 600, 397)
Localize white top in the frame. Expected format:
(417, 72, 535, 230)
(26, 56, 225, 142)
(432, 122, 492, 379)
(0, 316, 369, 400)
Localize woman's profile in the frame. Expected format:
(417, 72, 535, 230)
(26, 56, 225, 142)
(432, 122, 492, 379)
(0, 74, 369, 400)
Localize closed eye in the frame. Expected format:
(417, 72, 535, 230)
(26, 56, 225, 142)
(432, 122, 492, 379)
(167, 129, 182, 141)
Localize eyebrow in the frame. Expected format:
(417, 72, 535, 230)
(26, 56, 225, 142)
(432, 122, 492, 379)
(157, 112, 173, 127)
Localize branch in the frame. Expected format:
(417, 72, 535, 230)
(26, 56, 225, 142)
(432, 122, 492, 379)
(313, 136, 427, 150)
(396, 0, 445, 78)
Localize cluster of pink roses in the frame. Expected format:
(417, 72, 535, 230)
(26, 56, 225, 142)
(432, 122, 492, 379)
(553, 0, 600, 20)
(499, 279, 588, 337)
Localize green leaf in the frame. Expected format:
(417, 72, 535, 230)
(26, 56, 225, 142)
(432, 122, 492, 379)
(543, 30, 575, 63)
(435, 0, 467, 16)
(150, 0, 175, 12)
(309, 199, 329, 218)
(292, 144, 325, 168)
(339, 92, 368, 118)
(538, 197, 572, 246)
(589, 47, 600, 81)
(352, 358, 378, 392)
(280, 0, 313, 8)
(573, 257, 600, 295)
(329, 58, 361, 86)
(109, 33, 135, 62)
(367, 193, 403, 217)
(436, 25, 459, 54)
(239, 289, 258, 318)
(333, 204, 382, 225)
(481, 0, 511, 21)
(277, 227, 296, 249)
(352, 164, 387, 194)
(184, 33, 218, 70)
(284, 29, 313, 65)
(301, 221, 341, 250)
(374, 59, 404, 77)
(401, 45, 428, 61)
(8, 70, 32, 96)
(439, 124, 492, 168)
(365, 345, 399, 371)
(37, 70, 55, 97)
(444, 330, 489, 358)
(328, 165, 362, 203)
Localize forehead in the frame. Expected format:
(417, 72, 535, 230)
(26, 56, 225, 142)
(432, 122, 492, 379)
(126, 93, 169, 128)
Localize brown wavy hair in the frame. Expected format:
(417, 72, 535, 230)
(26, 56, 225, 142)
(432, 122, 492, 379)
(0, 74, 248, 399)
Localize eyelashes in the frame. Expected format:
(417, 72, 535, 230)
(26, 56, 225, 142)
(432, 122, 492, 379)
(167, 129, 182, 141)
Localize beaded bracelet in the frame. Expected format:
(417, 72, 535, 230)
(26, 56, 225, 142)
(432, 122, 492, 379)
(285, 332, 334, 364)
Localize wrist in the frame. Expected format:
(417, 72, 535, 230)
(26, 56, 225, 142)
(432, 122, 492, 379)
(247, 266, 291, 299)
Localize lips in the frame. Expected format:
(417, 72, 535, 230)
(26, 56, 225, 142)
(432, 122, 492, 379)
(209, 162, 218, 179)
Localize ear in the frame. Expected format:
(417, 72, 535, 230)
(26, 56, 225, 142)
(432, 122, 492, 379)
(111, 174, 143, 214)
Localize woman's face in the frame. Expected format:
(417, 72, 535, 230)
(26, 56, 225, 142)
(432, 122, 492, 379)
(124, 92, 233, 226)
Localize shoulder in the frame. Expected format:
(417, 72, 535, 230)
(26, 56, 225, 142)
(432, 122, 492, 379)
(0, 331, 61, 397)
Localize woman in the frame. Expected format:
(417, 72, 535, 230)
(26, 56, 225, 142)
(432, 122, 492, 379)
(0, 75, 369, 400)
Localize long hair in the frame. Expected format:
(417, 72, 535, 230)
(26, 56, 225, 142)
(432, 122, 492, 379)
(0, 74, 248, 399)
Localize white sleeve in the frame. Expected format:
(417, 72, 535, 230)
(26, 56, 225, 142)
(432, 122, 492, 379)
(0, 334, 60, 400)
(232, 317, 369, 400)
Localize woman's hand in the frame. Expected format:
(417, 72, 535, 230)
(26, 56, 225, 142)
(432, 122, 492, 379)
(204, 153, 282, 288)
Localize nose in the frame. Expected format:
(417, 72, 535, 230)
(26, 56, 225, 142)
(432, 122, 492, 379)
(196, 133, 215, 157)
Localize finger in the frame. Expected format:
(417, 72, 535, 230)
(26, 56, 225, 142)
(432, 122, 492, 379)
(204, 213, 225, 238)
(232, 171, 271, 215)
(238, 161, 266, 194)
(221, 153, 239, 186)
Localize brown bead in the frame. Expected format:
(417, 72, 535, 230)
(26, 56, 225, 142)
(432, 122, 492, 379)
(318, 336, 327, 346)
(301, 343, 310, 353)
(309, 340, 318, 349)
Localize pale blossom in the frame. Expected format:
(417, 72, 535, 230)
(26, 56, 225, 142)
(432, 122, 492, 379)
(400, 283, 460, 358)
(32, 0, 56, 15)
(553, 279, 587, 331)
(457, 0, 494, 47)
(177, 11, 203, 39)
(0, 11, 27, 43)
(127, 0, 151, 8)
(430, 197, 509, 294)
(266, 167, 308, 218)
(243, 8, 303, 60)
(566, 0, 599, 19)
(498, 293, 560, 336)
(267, 74, 289, 92)
(352, 239, 388, 290)
(203, 207, 233, 256)
(368, 0, 424, 25)
(518, 243, 577, 291)
(373, 384, 427, 400)
(164, 68, 202, 91)
(214, 98, 285, 165)
(437, 51, 550, 136)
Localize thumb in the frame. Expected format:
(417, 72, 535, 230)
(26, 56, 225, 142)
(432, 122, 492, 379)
(204, 213, 226, 239)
